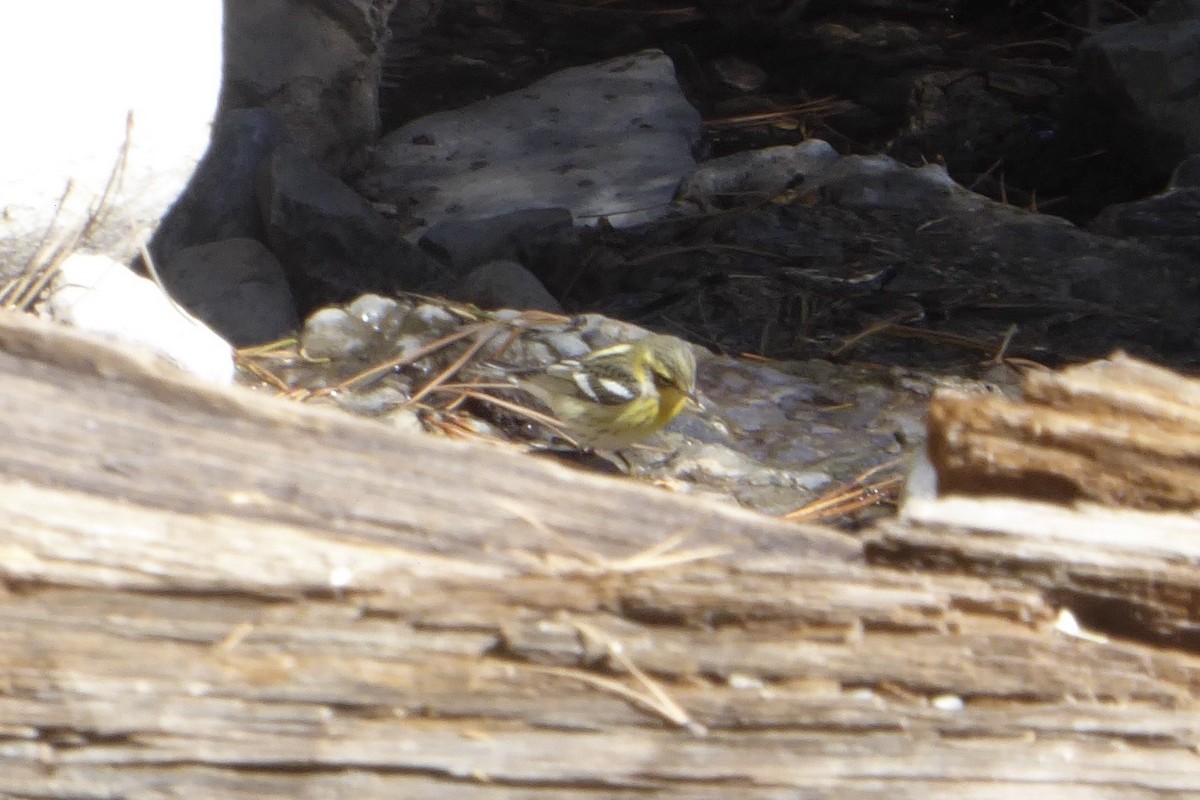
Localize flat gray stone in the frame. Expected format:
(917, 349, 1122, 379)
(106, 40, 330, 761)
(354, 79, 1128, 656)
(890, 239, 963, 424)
(360, 49, 702, 237)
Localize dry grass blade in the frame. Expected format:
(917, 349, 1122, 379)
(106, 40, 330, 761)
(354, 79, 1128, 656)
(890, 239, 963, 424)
(236, 337, 300, 358)
(140, 243, 208, 327)
(523, 617, 707, 736)
(0, 248, 63, 310)
(784, 457, 906, 523)
(0, 207, 76, 310)
(325, 322, 497, 394)
(832, 321, 995, 358)
(986, 324, 1019, 365)
(703, 97, 855, 130)
(420, 409, 497, 440)
(236, 358, 293, 393)
(81, 111, 135, 243)
(447, 388, 580, 446)
(595, 530, 731, 574)
(422, 381, 515, 414)
(523, 662, 706, 734)
(624, 244, 792, 266)
(234, 338, 301, 390)
(2, 112, 136, 312)
(215, 621, 256, 652)
(408, 328, 504, 406)
(783, 474, 903, 523)
(577, 617, 706, 736)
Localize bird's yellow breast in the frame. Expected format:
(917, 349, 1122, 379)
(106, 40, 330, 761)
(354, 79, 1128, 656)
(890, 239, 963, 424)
(654, 386, 691, 429)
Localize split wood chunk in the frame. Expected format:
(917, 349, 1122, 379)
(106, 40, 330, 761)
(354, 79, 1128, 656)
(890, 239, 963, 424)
(927, 352, 1200, 511)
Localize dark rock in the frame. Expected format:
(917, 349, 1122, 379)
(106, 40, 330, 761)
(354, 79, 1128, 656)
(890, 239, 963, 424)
(1064, 256, 1128, 307)
(696, 0, 811, 35)
(1077, 5, 1200, 176)
(222, 0, 397, 175)
(808, 156, 985, 214)
(151, 108, 287, 266)
(580, 149, 1200, 364)
(1091, 186, 1200, 262)
(419, 208, 576, 275)
(454, 259, 564, 313)
(163, 238, 300, 346)
(709, 56, 769, 93)
(257, 144, 442, 313)
(677, 141, 839, 211)
(1169, 154, 1200, 189)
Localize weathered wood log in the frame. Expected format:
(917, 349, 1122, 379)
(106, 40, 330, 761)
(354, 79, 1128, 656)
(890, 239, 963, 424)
(900, 352, 1200, 644)
(0, 312, 1198, 798)
(927, 353, 1200, 510)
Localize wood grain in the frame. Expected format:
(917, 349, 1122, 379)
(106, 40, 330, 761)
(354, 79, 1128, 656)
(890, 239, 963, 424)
(0, 312, 1197, 798)
(927, 353, 1200, 509)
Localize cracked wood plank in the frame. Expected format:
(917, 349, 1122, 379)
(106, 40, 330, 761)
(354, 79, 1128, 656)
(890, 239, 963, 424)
(926, 352, 1200, 510)
(0, 311, 1198, 798)
(897, 351, 1200, 644)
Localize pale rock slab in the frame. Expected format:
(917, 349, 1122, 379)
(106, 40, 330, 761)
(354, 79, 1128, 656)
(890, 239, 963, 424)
(44, 254, 235, 385)
(360, 49, 703, 238)
(0, 1, 222, 278)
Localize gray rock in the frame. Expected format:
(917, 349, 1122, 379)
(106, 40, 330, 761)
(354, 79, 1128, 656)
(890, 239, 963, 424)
(1089, 186, 1200, 262)
(805, 155, 987, 214)
(1147, 0, 1200, 23)
(257, 144, 442, 312)
(1064, 256, 1127, 306)
(346, 293, 406, 338)
(709, 56, 769, 93)
(455, 260, 563, 313)
(677, 141, 840, 211)
(42, 254, 234, 385)
(420, 208, 576, 275)
(151, 108, 288, 266)
(0, 2, 221, 279)
(223, 0, 397, 174)
(360, 49, 702, 237)
(1078, 6, 1200, 175)
(1169, 154, 1200, 189)
(163, 238, 299, 346)
(300, 306, 377, 361)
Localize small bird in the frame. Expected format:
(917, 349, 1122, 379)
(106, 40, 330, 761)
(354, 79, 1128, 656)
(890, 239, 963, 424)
(516, 333, 699, 450)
